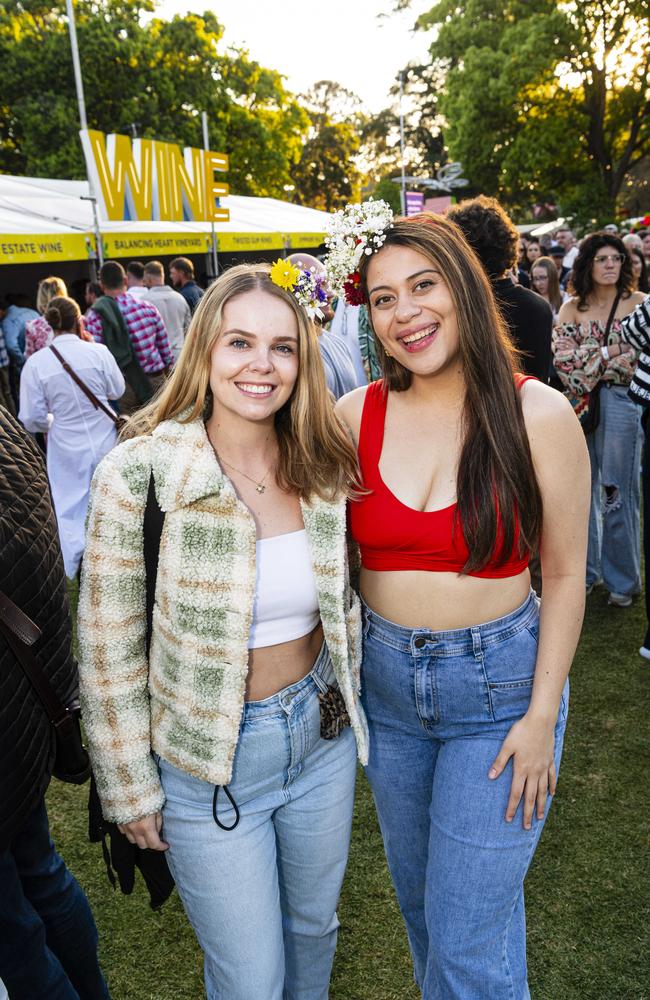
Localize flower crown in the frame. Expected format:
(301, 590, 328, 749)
(324, 199, 394, 305)
(269, 258, 329, 320)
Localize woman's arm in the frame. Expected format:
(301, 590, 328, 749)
(18, 360, 50, 433)
(620, 296, 650, 352)
(551, 317, 609, 393)
(489, 382, 590, 828)
(78, 438, 166, 837)
(334, 384, 368, 448)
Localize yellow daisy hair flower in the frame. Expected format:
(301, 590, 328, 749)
(269, 257, 301, 291)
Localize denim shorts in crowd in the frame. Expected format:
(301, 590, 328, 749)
(361, 589, 569, 1000)
(156, 642, 357, 1000)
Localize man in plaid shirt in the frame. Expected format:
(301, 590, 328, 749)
(86, 260, 174, 413)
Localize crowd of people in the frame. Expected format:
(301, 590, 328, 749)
(1, 196, 649, 1000)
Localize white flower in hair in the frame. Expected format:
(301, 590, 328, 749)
(324, 199, 394, 305)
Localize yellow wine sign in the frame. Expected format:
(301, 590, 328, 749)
(80, 130, 230, 224)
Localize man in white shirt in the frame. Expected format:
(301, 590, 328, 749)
(126, 261, 149, 300)
(555, 227, 579, 269)
(143, 260, 191, 360)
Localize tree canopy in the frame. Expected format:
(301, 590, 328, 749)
(290, 81, 364, 212)
(404, 0, 649, 224)
(0, 0, 309, 196)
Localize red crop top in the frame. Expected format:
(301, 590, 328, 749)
(349, 377, 533, 578)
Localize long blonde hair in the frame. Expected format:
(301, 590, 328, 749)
(37, 276, 67, 315)
(126, 263, 359, 500)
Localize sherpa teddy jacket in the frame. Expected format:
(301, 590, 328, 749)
(78, 416, 369, 825)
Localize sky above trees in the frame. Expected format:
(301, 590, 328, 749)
(156, 0, 430, 112)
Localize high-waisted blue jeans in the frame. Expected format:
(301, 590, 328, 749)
(361, 591, 569, 1000)
(586, 383, 642, 595)
(158, 643, 357, 1000)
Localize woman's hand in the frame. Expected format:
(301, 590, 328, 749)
(553, 336, 576, 354)
(118, 812, 168, 851)
(488, 713, 557, 829)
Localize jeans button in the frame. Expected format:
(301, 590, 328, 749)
(414, 636, 426, 649)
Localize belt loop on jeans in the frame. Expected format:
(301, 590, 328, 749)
(471, 627, 482, 659)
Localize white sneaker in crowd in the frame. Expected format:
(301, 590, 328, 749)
(607, 592, 633, 608)
(639, 646, 650, 661)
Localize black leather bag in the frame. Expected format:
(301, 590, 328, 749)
(0, 589, 91, 785)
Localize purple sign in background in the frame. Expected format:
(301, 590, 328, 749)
(405, 191, 425, 216)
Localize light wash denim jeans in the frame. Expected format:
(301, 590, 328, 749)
(361, 592, 569, 1000)
(158, 643, 357, 1000)
(586, 383, 642, 595)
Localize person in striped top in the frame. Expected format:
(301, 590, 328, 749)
(620, 295, 650, 658)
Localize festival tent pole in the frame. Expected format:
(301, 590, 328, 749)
(201, 112, 219, 280)
(65, 0, 104, 268)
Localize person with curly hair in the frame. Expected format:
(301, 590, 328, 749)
(553, 233, 646, 606)
(447, 196, 553, 382)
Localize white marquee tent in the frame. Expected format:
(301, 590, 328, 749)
(0, 175, 330, 266)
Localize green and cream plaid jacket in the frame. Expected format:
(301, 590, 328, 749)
(78, 416, 369, 824)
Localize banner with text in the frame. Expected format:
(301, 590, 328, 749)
(80, 130, 230, 224)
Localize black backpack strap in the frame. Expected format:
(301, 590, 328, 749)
(143, 471, 164, 656)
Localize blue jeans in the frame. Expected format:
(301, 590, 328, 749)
(0, 800, 110, 1000)
(586, 383, 642, 595)
(158, 643, 357, 1000)
(361, 592, 568, 1000)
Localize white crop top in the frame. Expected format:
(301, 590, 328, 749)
(248, 529, 320, 649)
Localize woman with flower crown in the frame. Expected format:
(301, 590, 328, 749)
(333, 205, 590, 999)
(77, 261, 368, 1000)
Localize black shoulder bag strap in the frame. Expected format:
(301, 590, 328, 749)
(0, 589, 73, 735)
(583, 292, 622, 435)
(49, 344, 122, 426)
(144, 470, 165, 655)
(604, 292, 621, 342)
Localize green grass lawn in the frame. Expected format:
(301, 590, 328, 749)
(48, 588, 650, 999)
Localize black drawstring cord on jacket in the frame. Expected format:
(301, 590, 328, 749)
(212, 785, 240, 831)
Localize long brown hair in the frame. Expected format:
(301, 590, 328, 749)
(126, 263, 359, 501)
(531, 256, 563, 314)
(359, 213, 542, 572)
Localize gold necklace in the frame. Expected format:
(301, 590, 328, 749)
(218, 454, 273, 494)
(207, 424, 275, 494)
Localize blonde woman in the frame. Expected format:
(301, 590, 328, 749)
(25, 277, 66, 357)
(25, 275, 94, 358)
(78, 263, 368, 1000)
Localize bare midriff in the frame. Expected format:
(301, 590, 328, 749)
(361, 567, 531, 631)
(245, 622, 324, 701)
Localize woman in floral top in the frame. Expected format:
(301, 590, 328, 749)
(552, 233, 646, 606)
(25, 276, 67, 358)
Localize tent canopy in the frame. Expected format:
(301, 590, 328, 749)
(0, 175, 330, 264)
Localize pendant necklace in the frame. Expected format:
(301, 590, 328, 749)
(218, 455, 272, 494)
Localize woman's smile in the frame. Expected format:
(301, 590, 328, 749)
(398, 322, 440, 352)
